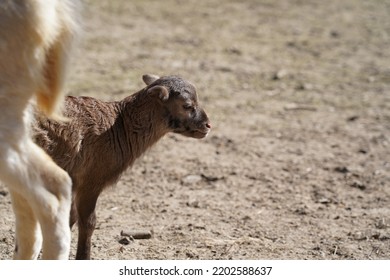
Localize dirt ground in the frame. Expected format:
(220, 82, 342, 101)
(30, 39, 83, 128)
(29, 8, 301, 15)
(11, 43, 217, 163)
(1, 0, 390, 260)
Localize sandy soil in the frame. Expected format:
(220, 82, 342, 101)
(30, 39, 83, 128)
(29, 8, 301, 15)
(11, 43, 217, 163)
(1, 0, 390, 260)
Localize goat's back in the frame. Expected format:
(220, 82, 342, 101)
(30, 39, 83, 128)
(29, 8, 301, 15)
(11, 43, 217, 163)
(0, 0, 79, 118)
(34, 95, 124, 190)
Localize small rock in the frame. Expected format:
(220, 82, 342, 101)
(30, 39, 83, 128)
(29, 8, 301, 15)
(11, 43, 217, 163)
(295, 82, 314, 90)
(358, 149, 368, 154)
(330, 30, 340, 38)
(334, 166, 349, 174)
(347, 116, 359, 122)
(379, 233, 390, 241)
(185, 251, 199, 259)
(242, 215, 252, 221)
(181, 175, 202, 185)
(294, 207, 308, 215)
(283, 103, 317, 111)
(318, 198, 331, 204)
(186, 200, 200, 208)
(371, 232, 381, 240)
(201, 174, 223, 182)
(272, 69, 288, 80)
(375, 218, 388, 229)
(351, 181, 366, 190)
(118, 237, 131, 245)
(352, 231, 366, 241)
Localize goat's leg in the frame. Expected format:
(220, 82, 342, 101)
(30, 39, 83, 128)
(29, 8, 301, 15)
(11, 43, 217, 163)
(10, 191, 42, 260)
(0, 142, 42, 260)
(75, 192, 99, 260)
(0, 139, 72, 259)
(27, 142, 72, 260)
(70, 194, 78, 229)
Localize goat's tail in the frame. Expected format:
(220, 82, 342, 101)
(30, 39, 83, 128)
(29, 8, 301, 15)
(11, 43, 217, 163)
(36, 35, 71, 120)
(35, 0, 80, 121)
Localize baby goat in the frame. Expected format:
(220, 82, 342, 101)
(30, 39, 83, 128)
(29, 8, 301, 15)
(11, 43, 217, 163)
(0, 0, 78, 259)
(34, 74, 211, 259)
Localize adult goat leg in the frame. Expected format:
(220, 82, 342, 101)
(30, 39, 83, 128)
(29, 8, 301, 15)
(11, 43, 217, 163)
(10, 191, 42, 260)
(0, 140, 72, 259)
(28, 141, 72, 260)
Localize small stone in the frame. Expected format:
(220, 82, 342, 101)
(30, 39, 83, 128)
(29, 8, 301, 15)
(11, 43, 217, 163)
(186, 200, 200, 208)
(181, 175, 202, 185)
(295, 82, 313, 90)
(351, 181, 366, 190)
(352, 232, 366, 241)
(330, 30, 340, 38)
(118, 237, 131, 245)
(273, 69, 288, 80)
(375, 218, 388, 229)
(318, 198, 331, 204)
(334, 166, 349, 173)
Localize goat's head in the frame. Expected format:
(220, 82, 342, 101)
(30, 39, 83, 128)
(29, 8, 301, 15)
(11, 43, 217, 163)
(143, 74, 211, 139)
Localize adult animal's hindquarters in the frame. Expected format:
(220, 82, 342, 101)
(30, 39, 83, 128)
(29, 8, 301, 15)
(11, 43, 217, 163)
(0, 0, 79, 259)
(34, 74, 211, 259)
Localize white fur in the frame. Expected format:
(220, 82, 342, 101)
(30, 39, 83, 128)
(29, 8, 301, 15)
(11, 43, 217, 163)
(0, 0, 79, 259)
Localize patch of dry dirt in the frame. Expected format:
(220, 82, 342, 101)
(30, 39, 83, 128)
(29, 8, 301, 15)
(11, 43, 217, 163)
(1, 0, 390, 259)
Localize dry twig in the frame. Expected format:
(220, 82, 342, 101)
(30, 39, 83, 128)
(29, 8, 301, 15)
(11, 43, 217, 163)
(120, 230, 152, 240)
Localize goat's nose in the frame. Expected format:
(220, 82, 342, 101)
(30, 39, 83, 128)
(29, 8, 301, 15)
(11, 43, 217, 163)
(206, 122, 211, 129)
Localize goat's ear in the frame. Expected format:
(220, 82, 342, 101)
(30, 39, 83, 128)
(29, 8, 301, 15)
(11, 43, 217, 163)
(147, 85, 169, 102)
(142, 74, 160, 86)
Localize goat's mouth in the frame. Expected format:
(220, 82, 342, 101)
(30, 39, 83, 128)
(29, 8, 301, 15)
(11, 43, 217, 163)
(187, 128, 210, 139)
(175, 127, 210, 139)
(193, 129, 210, 138)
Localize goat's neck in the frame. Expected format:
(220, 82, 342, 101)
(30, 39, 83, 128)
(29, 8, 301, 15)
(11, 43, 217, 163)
(118, 90, 167, 161)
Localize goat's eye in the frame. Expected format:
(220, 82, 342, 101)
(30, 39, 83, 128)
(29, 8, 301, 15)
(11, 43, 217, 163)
(183, 104, 193, 110)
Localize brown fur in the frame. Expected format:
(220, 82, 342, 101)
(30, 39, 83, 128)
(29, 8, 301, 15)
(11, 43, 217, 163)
(34, 75, 211, 259)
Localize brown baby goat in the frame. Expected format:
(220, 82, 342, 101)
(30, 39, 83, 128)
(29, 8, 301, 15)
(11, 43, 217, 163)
(33, 74, 211, 260)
